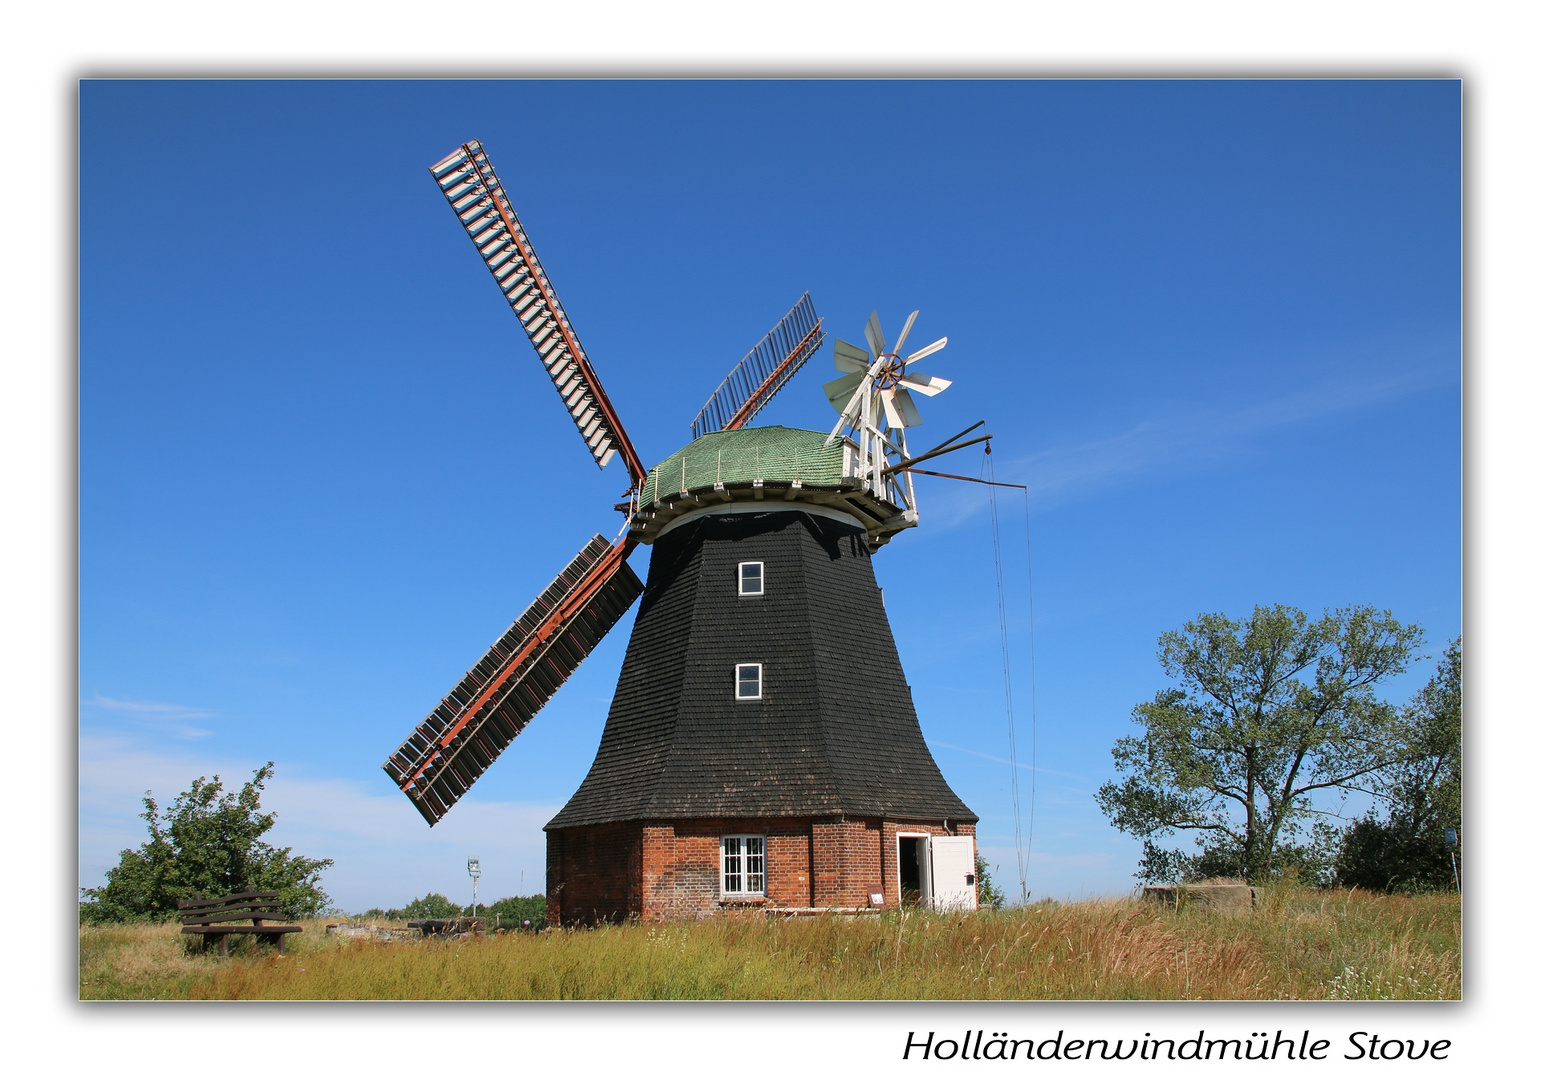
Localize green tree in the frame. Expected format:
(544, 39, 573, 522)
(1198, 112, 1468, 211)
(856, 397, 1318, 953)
(482, 895, 547, 930)
(1096, 606, 1423, 884)
(974, 855, 1008, 908)
(80, 763, 333, 922)
(399, 893, 463, 919)
(1336, 637, 1461, 891)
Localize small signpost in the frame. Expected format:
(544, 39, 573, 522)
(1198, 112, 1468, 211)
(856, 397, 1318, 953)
(1443, 829, 1460, 893)
(468, 856, 482, 916)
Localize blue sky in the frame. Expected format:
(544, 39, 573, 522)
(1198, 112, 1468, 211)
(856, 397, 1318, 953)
(79, 79, 1460, 912)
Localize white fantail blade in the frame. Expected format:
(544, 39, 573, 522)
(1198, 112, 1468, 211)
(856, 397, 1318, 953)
(898, 371, 952, 396)
(864, 310, 885, 360)
(823, 371, 866, 412)
(905, 336, 948, 364)
(827, 380, 874, 443)
(881, 386, 924, 428)
(891, 310, 919, 357)
(832, 338, 871, 374)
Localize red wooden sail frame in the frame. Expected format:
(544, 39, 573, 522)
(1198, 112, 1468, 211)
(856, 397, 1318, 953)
(397, 532, 640, 795)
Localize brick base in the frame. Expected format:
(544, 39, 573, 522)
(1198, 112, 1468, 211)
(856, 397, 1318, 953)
(546, 817, 975, 925)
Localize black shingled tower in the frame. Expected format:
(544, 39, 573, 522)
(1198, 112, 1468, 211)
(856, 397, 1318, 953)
(545, 508, 977, 923)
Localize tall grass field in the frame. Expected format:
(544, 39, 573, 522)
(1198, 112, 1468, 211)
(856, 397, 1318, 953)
(79, 888, 1459, 1001)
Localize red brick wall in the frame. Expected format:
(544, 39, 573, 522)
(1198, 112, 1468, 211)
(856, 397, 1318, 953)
(641, 823, 717, 920)
(639, 819, 815, 920)
(765, 824, 812, 908)
(811, 818, 883, 906)
(548, 816, 976, 923)
(545, 821, 643, 926)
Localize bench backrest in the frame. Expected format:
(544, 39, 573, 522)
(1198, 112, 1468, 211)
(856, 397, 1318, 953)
(178, 891, 284, 925)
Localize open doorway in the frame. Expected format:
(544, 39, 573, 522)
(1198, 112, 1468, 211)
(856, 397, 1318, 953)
(897, 834, 932, 906)
(897, 834, 979, 911)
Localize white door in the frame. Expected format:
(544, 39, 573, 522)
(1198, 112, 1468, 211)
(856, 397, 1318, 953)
(928, 836, 978, 912)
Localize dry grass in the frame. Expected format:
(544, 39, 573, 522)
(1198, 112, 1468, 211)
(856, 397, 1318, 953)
(79, 889, 1460, 1001)
(79, 919, 341, 1000)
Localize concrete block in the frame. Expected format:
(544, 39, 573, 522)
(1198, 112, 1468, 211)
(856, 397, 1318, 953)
(1141, 881, 1256, 910)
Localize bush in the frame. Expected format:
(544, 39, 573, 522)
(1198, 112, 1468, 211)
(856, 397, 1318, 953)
(80, 763, 332, 922)
(1334, 638, 1461, 893)
(975, 856, 1008, 908)
(1336, 813, 1458, 893)
(482, 895, 547, 930)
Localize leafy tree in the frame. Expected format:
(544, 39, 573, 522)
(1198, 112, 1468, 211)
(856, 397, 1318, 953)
(1336, 638, 1461, 891)
(1096, 606, 1423, 884)
(398, 893, 463, 919)
(79, 763, 333, 922)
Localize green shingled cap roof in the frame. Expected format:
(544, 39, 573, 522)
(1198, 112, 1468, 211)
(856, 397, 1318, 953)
(640, 427, 848, 508)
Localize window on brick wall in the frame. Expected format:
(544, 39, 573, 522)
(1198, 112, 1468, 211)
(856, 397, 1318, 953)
(721, 834, 765, 895)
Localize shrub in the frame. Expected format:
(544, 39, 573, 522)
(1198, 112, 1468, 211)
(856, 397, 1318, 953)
(481, 895, 547, 930)
(1336, 813, 1458, 892)
(1335, 638, 1461, 892)
(80, 763, 332, 922)
(975, 856, 1008, 907)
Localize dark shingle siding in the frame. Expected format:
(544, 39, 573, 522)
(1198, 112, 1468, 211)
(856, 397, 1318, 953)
(547, 510, 975, 830)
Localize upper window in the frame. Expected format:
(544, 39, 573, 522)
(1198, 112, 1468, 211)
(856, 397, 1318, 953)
(738, 561, 764, 596)
(736, 663, 762, 700)
(721, 834, 766, 895)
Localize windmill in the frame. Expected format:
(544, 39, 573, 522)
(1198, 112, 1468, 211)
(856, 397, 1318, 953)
(385, 140, 985, 924)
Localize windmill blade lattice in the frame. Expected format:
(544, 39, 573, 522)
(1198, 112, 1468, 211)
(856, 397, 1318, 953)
(383, 534, 643, 825)
(430, 141, 646, 486)
(690, 293, 826, 439)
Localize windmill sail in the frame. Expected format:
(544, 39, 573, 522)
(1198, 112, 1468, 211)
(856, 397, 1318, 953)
(430, 141, 647, 487)
(383, 535, 643, 825)
(690, 293, 826, 439)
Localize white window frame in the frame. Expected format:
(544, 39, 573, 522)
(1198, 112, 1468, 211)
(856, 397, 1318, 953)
(721, 834, 766, 896)
(735, 662, 763, 700)
(738, 561, 765, 596)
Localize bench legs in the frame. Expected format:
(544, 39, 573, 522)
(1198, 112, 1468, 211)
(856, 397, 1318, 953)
(194, 931, 293, 956)
(194, 934, 232, 957)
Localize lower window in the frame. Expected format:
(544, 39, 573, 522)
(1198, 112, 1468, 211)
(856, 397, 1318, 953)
(721, 834, 766, 895)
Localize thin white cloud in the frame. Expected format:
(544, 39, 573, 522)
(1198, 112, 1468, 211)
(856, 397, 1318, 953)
(916, 343, 1456, 530)
(81, 693, 216, 738)
(1020, 359, 1452, 504)
(84, 694, 215, 719)
(932, 740, 1082, 781)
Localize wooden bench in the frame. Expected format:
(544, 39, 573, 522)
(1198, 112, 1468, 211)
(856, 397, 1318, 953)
(178, 890, 303, 956)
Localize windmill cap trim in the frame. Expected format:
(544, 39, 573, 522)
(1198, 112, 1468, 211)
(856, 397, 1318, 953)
(652, 502, 864, 541)
(632, 426, 916, 549)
